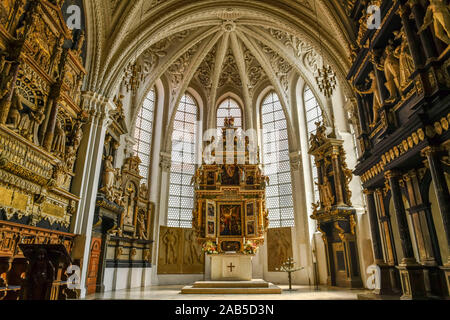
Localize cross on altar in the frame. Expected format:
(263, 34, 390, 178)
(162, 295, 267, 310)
(227, 262, 236, 272)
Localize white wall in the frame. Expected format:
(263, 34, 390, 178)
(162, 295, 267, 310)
(103, 267, 152, 292)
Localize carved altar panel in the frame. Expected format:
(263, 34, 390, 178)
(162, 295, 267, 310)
(267, 227, 293, 272)
(182, 229, 204, 273)
(157, 226, 204, 274)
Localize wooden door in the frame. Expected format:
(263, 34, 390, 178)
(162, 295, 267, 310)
(332, 242, 347, 287)
(86, 237, 102, 295)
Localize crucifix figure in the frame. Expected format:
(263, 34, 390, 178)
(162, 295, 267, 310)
(227, 262, 236, 273)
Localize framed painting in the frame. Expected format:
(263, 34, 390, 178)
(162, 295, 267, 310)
(246, 221, 256, 236)
(246, 201, 256, 219)
(205, 200, 216, 237)
(218, 203, 243, 236)
(207, 200, 216, 219)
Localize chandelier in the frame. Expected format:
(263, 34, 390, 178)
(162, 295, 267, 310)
(315, 65, 337, 98)
(313, 1, 337, 98)
(123, 61, 144, 95)
(122, 1, 145, 95)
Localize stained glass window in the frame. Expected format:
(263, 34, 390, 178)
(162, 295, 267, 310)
(167, 94, 198, 228)
(133, 88, 155, 184)
(217, 98, 242, 129)
(304, 85, 323, 202)
(261, 91, 295, 228)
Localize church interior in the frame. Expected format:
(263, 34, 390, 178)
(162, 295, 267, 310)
(0, 0, 449, 301)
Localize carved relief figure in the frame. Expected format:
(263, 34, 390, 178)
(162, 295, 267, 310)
(185, 231, 201, 265)
(374, 41, 401, 102)
(394, 29, 415, 89)
(354, 71, 382, 128)
(162, 229, 177, 264)
(52, 120, 66, 157)
(419, 0, 450, 45)
(6, 88, 22, 129)
(268, 228, 293, 271)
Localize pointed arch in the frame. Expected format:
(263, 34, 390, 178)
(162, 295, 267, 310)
(216, 97, 243, 129)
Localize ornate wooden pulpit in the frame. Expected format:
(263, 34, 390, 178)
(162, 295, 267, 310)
(19, 244, 75, 300)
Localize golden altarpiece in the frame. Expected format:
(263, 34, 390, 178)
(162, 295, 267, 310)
(192, 117, 269, 280)
(87, 102, 154, 294)
(309, 123, 362, 288)
(0, 1, 86, 299)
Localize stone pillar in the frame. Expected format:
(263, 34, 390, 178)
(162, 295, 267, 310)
(150, 152, 171, 285)
(70, 92, 112, 298)
(422, 146, 450, 297)
(385, 170, 427, 299)
(289, 151, 313, 285)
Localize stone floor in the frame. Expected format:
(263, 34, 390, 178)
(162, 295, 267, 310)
(85, 284, 370, 300)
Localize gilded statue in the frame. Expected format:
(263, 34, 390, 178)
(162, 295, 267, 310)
(373, 41, 401, 102)
(6, 88, 22, 129)
(239, 166, 245, 183)
(394, 29, 415, 89)
(136, 210, 148, 240)
(354, 71, 382, 128)
(0, 50, 12, 76)
(419, 0, 450, 45)
(52, 120, 66, 157)
(309, 122, 327, 149)
(139, 183, 149, 199)
(65, 145, 77, 171)
(72, 121, 83, 151)
(101, 155, 116, 199)
(18, 108, 45, 142)
(316, 176, 335, 209)
(190, 168, 202, 188)
(75, 30, 85, 56)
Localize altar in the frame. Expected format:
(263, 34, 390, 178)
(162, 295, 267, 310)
(181, 117, 281, 294)
(209, 253, 253, 281)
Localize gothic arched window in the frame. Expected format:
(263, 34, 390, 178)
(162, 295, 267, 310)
(133, 88, 155, 183)
(261, 91, 295, 228)
(217, 97, 242, 129)
(167, 94, 199, 228)
(304, 85, 323, 202)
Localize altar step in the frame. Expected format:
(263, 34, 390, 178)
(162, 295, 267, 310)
(181, 279, 282, 294)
